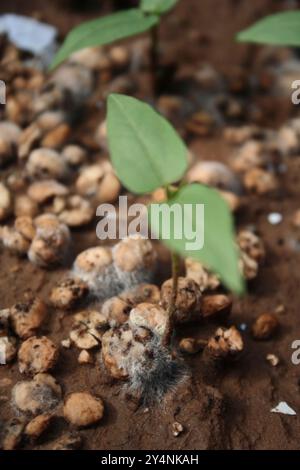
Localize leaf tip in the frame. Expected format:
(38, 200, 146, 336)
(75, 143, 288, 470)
(235, 31, 243, 42)
(108, 92, 121, 103)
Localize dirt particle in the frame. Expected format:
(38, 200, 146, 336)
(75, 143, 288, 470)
(0, 336, 17, 363)
(63, 392, 104, 428)
(12, 373, 62, 416)
(102, 297, 131, 328)
(266, 353, 280, 367)
(0, 182, 12, 222)
(171, 421, 184, 437)
(50, 277, 89, 310)
(26, 148, 68, 181)
(70, 310, 106, 350)
(24, 414, 52, 440)
(61, 339, 71, 349)
(78, 349, 93, 364)
(161, 277, 202, 324)
(252, 313, 279, 340)
(205, 326, 244, 360)
(18, 336, 59, 375)
(10, 298, 47, 339)
(129, 303, 168, 336)
(179, 337, 206, 354)
(1, 418, 26, 450)
(201, 294, 232, 321)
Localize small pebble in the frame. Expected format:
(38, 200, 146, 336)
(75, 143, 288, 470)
(171, 421, 184, 437)
(0, 182, 12, 222)
(243, 168, 278, 194)
(201, 294, 232, 321)
(161, 277, 202, 324)
(2, 418, 26, 450)
(252, 313, 279, 340)
(58, 195, 94, 227)
(28, 180, 68, 204)
(25, 414, 52, 440)
(63, 392, 104, 427)
(266, 353, 279, 367)
(62, 144, 86, 167)
(70, 310, 106, 349)
(129, 303, 168, 336)
(61, 338, 71, 349)
(18, 336, 59, 375)
(185, 258, 220, 292)
(78, 350, 93, 364)
(206, 326, 244, 359)
(12, 373, 62, 415)
(0, 336, 17, 363)
(50, 277, 89, 310)
(275, 304, 285, 315)
(102, 296, 131, 327)
(26, 148, 68, 181)
(10, 298, 47, 339)
(112, 236, 157, 288)
(101, 324, 149, 380)
(28, 214, 71, 268)
(179, 338, 206, 354)
(267, 212, 283, 225)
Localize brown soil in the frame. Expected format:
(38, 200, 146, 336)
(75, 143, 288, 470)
(1, 0, 300, 451)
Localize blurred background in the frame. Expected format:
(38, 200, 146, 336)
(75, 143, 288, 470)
(1, 0, 299, 69)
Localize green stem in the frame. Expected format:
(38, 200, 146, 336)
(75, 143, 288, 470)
(163, 251, 180, 347)
(162, 183, 180, 347)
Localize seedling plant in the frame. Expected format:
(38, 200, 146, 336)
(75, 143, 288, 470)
(51, 0, 180, 93)
(51, 0, 244, 345)
(106, 93, 244, 344)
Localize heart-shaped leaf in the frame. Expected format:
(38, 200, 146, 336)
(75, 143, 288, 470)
(140, 0, 179, 15)
(149, 183, 245, 295)
(237, 11, 300, 47)
(107, 94, 188, 194)
(50, 9, 158, 70)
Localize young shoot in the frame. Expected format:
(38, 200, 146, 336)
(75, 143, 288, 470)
(51, 0, 180, 94)
(106, 93, 244, 345)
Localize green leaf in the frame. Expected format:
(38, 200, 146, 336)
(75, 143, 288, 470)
(140, 0, 179, 15)
(50, 9, 158, 70)
(107, 94, 188, 194)
(149, 183, 245, 295)
(237, 11, 300, 47)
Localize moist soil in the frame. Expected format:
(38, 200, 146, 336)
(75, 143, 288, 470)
(1, 0, 300, 450)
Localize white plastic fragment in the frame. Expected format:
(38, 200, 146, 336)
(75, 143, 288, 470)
(267, 213, 283, 225)
(266, 354, 279, 367)
(0, 14, 57, 64)
(271, 402, 296, 416)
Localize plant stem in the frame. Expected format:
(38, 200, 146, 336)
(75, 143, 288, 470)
(162, 251, 180, 347)
(150, 24, 159, 97)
